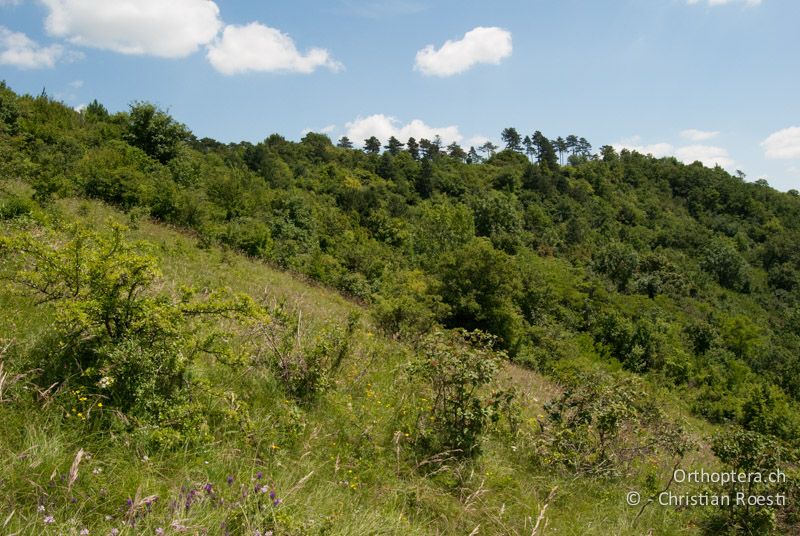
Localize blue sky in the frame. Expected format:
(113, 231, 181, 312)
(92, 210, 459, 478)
(1, 0, 800, 190)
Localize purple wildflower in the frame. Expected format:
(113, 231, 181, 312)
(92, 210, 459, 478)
(269, 490, 276, 500)
(256, 471, 263, 480)
(273, 498, 281, 507)
(110, 529, 119, 536)
(204, 482, 213, 494)
(155, 529, 165, 535)
(43, 515, 55, 524)
(71, 497, 78, 504)
(259, 485, 269, 494)
(226, 475, 234, 486)
(126, 498, 133, 507)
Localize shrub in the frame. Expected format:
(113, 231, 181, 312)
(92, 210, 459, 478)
(537, 371, 690, 476)
(592, 241, 639, 291)
(701, 238, 751, 292)
(255, 301, 359, 403)
(0, 221, 267, 446)
(372, 269, 449, 337)
(704, 429, 784, 535)
(408, 329, 509, 458)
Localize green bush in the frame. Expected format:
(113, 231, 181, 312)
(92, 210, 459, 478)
(537, 371, 690, 476)
(704, 429, 784, 535)
(408, 329, 509, 458)
(0, 221, 267, 445)
(256, 301, 359, 403)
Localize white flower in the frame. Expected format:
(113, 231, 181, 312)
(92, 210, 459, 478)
(43, 515, 55, 524)
(37, 505, 46, 513)
(98, 376, 115, 389)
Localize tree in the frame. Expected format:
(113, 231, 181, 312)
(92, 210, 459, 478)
(337, 136, 354, 149)
(363, 136, 381, 154)
(501, 127, 522, 152)
(701, 239, 750, 291)
(438, 238, 523, 350)
(554, 136, 567, 164)
(532, 131, 558, 170)
(124, 102, 191, 164)
(406, 137, 420, 160)
(466, 146, 482, 164)
(566, 134, 579, 156)
(522, 135, 535, 161)
(384, 136, 404, 155)
(479, 141, 498, 159)
(84, 99, 109, 122)
(419, 138, 440, 159)
(447, 142, 467, 161)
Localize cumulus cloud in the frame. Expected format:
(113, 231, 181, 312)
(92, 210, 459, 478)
(0, 26, 73, 68)
(680, 129, 719, 142)
(345, 114, 463, 146)
(675, 144, 735, 168)
(614, 136, 734, 168)
(414, 26, 512, 77)
(301, 124, 336, 136)
(613, 137, 675, 158)
(207, 22, 342, 75)
(761, 127, 800, 159)
(686, 0, 761, 6)
(41, 0, 222, 58)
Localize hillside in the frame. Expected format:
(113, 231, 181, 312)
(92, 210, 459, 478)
(1, 83, 799, 534)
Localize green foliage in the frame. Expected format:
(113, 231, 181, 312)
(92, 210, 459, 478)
(256, 301, 359, 403)
(537, 371, 691, 476)
(437, 238, 524, 351)
(0, 81, 20, 135)
(0, 221, 266, 446)
(701, 238, 751, 292)
(124, 102, 190, 164)
(592, 241, 639, 291)
(372, 269, 449, 337)
(409, 329, 507, 457)
(705, 429, 786, 535)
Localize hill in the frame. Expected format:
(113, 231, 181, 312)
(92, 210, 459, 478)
(1, 82, 799, 534)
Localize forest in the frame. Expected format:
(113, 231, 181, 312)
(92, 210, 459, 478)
(1, 81, 799, 534)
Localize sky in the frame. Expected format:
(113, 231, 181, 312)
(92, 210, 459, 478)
(1, 0, 800, 190)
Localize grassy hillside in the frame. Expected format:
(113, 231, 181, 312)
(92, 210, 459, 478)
(1, 83, 799, 534)
(0, 195, 708, 535)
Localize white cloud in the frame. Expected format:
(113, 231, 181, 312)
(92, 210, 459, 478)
(687, 0, 761, 6)
(680, 128, 719, 142)
(613, 137, 675, 158)
(345, 114, 463, 145)
(614, 136, 734, 168)
(414, 26, 512, 77)
(301, 124, 336, 136)
(41, 0, 222, 58)
(0, 26, 71, 68)
(466, 135, 493, 148)
(761, 127, 800, 159)
(675, 144, 735, 168)
(207, 22, 342, 75)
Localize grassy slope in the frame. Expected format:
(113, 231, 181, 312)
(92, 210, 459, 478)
(0, 197, 709, 535)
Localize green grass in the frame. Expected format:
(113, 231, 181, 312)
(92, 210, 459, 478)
(0, 197, 709, 535)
